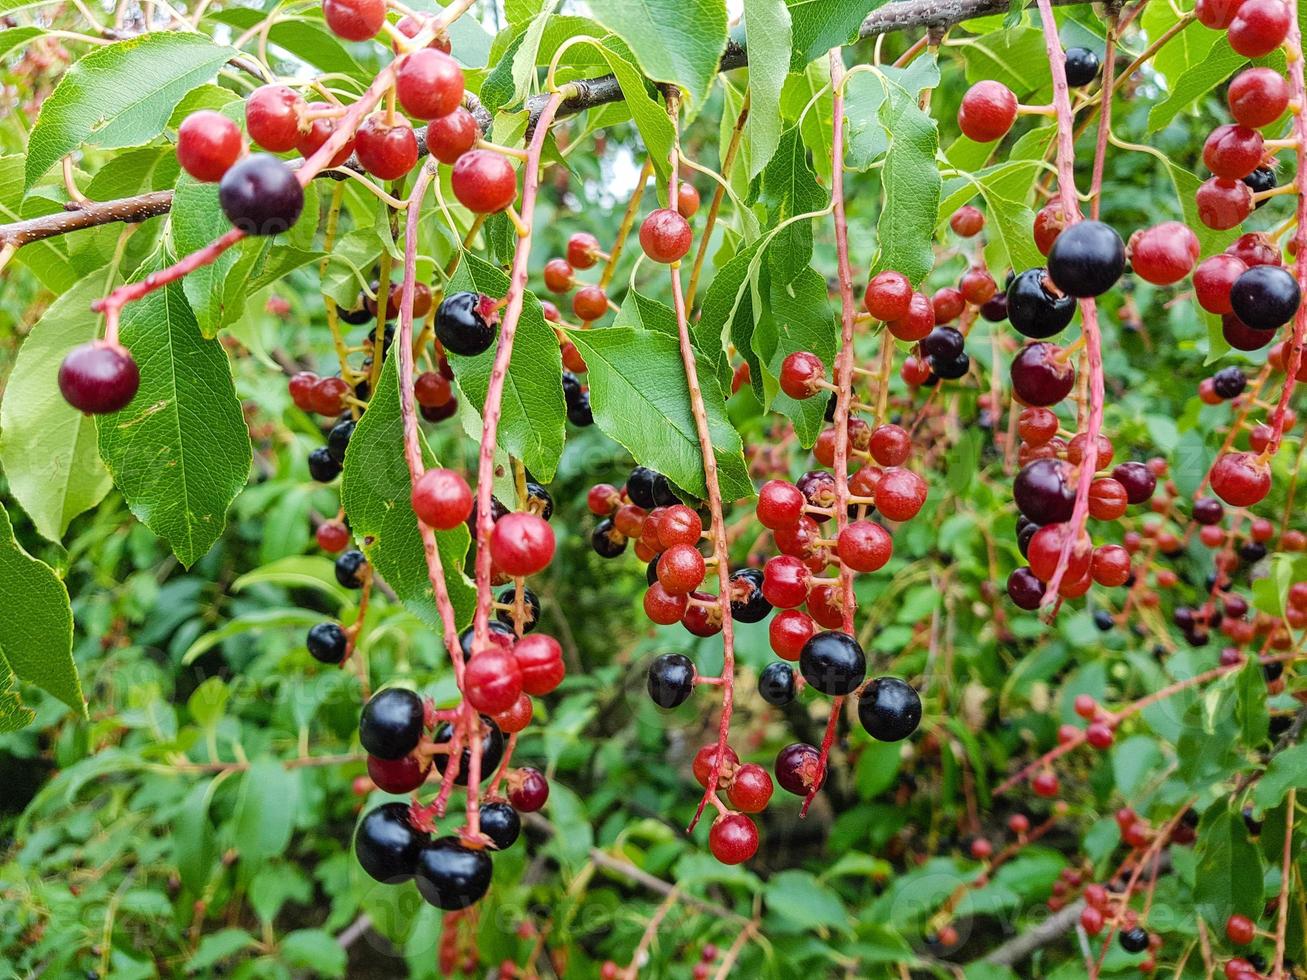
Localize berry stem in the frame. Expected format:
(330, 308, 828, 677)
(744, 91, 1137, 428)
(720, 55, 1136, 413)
(663, 91, 739, 833)
(598, 158, 652, 293)
(1088, 15, 1116, 220)
(1031, 0, 1105, 610)
(1274, 787, 1296, 976)
(685, 92, 749, 310)
(469, 92, 566, 653)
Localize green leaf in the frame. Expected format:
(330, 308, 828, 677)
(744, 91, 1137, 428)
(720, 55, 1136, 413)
(593, 35, 676, 185)
(586, 0, 728, 108)
(741, 0, 791, 177)
(232, 759, 298, 865)
(208, 10, 365, 77)
(180, 608, 326, 666)
(25, 32, 236, 189)
(96, 274, 252, 567)
(785, 0, 885, 69)
(446, 252, 566, 481)
(764, 869, 851, 932)
(0, 649, 35, 734)
(565, 326, 753, 501)
(1235, 657, 1270, 747)
(961, 26, 1050, 96)
(174, 778, 218, 893)
(1148, 36, 1245, 133)
(0, 503, 84, 714)
(187, 929, 255, 973)
(1253, 742, 1307, 812)
(187, 676, 229, 729)
(870, 72, 940, 286)
(281, 929, 347, 978)
(341, 354, 475, 630)
(758, 126, 828, 284)
(753, 266, 838, 446)
(232, 556, 354, 606)
(0, 26, 44, 58)
(844, 56, 940, 170)
(1193, 805, 1264, 932)
(0, 275, 114, 541)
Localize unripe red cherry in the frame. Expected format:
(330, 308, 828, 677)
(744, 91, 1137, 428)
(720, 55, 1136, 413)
(59, 341, 140, 414)
(1225, 914, 1256, 946)
(658, 543, 706, 595)
(1203, 124, 1265, 180)
(245, 84, 305, 152)
(572, 285, 608, 321)
(490, 512, 555, 576)
(323, 0, 385, 40)
(426, 106, 479, 165)
(779, 351, 826, 399)
(870, 424, 911, 466)
(451, 149, 517, 213)
(494, 693, 533, 734)
(465, 647, 523, 714)
(1195, 0, 1242, 28)
(959, 267, 997, 305)
(874, 467, 927, 522)
(508, 766, 549, 811)
(644, 582, 687, 624)
(950, 205, 984, 237)
(1227, 231, 1281, 268)
(757, 480, 805, 528)
(762, 555, 812, 608)
(566, 232, 601, 269)
(1031, 771, 1059, 797)
(1194, 254, 1248, 313)
(639, 208, 692, 263)
(837, 520, 893, 572)
(355, 116, 419, 180)
(1196, 177, 1254, 230)
(543, 258, 574, 294)
(770, 609, 815, 661)
(677, 182, 701, 218)
(727, 764, 773, 813)
(1228, 0, 1291, 57)
(513, 633, 565, 695)
(709, 812, 759, 864)
(864, 270, 913, 320)
(177, 110, 243, 182)
(412, 468, 473, 529)
(317, 521, 350, 552)
(1086, 722, 1114, 749)
(1033, 202, 1069, 255)
(932, 287, 965, 324)
(396, 49, 465, 120)
(958, 80, 1018, 142)
(1127, 222, 1200, 285)
(296, 101, 356, 168)
(1228, 67, 1291, 128)
(1210, 451, 1271, 506)
(885, 292, 935, 342)
(393, 13, 451, 53)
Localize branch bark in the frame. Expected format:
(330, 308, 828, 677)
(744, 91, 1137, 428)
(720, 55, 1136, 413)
(0, 0, 1082, 252)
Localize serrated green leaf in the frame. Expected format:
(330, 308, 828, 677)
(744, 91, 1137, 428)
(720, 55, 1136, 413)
(25, 32, 236, 189)
(96, 274, 252, 567)
(0, 504, 83, 714)
(871, 73, 940, 286)
(593, 35, 676, 185)
(174, 778, 218, 893)
(785, 0, 884, 69)
(0, 275, 114, 541)
(1193, 805, 1263, 931)
(281, 929, 347, 978)
(742, 0, 791, 177)
(587, 0, 727, 108)
(1148, 36, 1245, 133)
(0, 649, 35, 734)
(341, 354, 475, 630)
(232, 760, 298, 865)
(961, 26, 1050, 96)
(1254, 742, 1307, 811)
(565, 326, 752, 501)
(759, 125, 828, 284)
(445, 251, 566, 481)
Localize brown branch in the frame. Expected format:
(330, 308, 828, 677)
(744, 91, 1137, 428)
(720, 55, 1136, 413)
(982, 900, 1085, 967)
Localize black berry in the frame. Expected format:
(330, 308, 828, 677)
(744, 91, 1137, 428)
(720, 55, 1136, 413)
(1063, 47, 1100, 86)
(496, 586, 540, 633)
(436, 291, 495, 356)
(1230, 265, 1301, 330)
(1048, 220, 1125, 298)
(729, 568, 772, 623)
(355, 802, 425, 883)
(218, 153, 304, 236)
(309, 446, 341, 482)
(307, 621, 347, 663)
(414, 837, 493, 909)
(1014, 458, 1076, 524)
(479, 801, 521, 850)
(626, 466, 659, 509)
(335, 549, 368, 587)
(1212, 365, 1247, 399)
(857, 676, 922, 741)
(327, 418, 355, 463)
(1119, 927, 1150, 953)
(525, 481, 554, 520)
(566, 390, 594, 426)
(759, 661, 796, 706)
(432, 716, 504, 785)
(591, 518, 627, 557)
(1007, 268, 1076, 338)
(799, 631, 867, 696)
(1244, 165, 1277, 203)
(929, 351, 971, 381)
(921, 326, 965, 361)
(359, 687, 425, 759)
(647, 653, 696, 708)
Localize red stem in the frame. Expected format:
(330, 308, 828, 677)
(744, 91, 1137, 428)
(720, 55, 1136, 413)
(1088, 20, 1116, 220)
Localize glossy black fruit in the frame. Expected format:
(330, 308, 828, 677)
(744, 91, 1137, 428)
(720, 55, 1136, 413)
(436, 291, 495, 356)
(1014, 458, 1076, 524)
(307, 621, 347, 663)
(857, 676, 922, 741)
(479, 801, 521, 850)
(496, 586, 540, 633)
(414, 837, 493, 909)
(459, 620, 515, 659)
(1063, 46, 1100, 86)
(1007, 268, 1076, 338)
(1119, 927, 1150, 953)
(1007, 567, 1045, 610)
(327, 418, 355, 463)
(591, 518, 626, 558)
(1093, 609, 1114, 632)
(359, 687, 425, 759)
(1048, 220, 1125, 298)
(355, 802, 425, 883)
(1244, 165, 1277, 204)
(1212, 365, 1247, 399)
(729, 568, 772, 623)
(566, 390, 593, 426)
(920, 326, 965, 361)
(432, 716, 503, 785)
(309, 446, 342, 482)
(759, 661, 796, 706)
(525, 482, 554, 521)
(626, 467, 660, 509)
(218, 153, 304, 236)
(647, 653, 696, 708)
(1112, 461, 1157, 505)
(929, 351, 971, 380)
(335, 549, 368, 587)
(1230, 265, 1301, 330)
(799, 631, 867, 696)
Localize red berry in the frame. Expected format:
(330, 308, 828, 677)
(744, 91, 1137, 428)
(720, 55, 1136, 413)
(950, 205, 985, 237)
(513, 633, 564, 695)
(245, 85, 305, 153)
(414, 371, 452, 408)
(465, 647, 523, 714)
(1211, 452, 1271, 507)
(296, 101, 356, 168)
(1227, 231, 1281, 268)
(837, 520, 893, 573)
(1073, 694, 1096, 718)
(367, 753, 430, 793)
(177, 110, 243, 182)
(709, 812, 759, 864)
(874, 467, 927, 522)
(657, 505, 702, 548)
(658, 543, 707, 595)
(1080, 905, 1105, 935)
(323, 0, 385, 40)
(494, 693, 533, 734)
(779, 351, 826, 399)
(587, 483, 620, 516)
(355, 116, 419, 180)
(1226, 914, 1256, 945)
(412, 468, 473, 529)
(396, 49, 465, 120)
(932, 287, 966, 324)
(1008, 813, 1030, 835)
(1086, 722, 1114, 749)
(869, 424, 911, 466)
(59, 341, 140, 414)
(958, 80, 1018, 142)
(762, 555, 812, 608)
(451, 149, 517, 213)
(1128, 222, 1200, 285)
(543, 258, 575, 293)
(1228, 67, 1291, 128)
(639, 208, 692, 263)
(677, 182, 701, 218)
(572, 285, 608, 321)
(426, 106, 479, 165)
(490, 512, 555, 576)
(393, 13, 451, 53)
(644, 582, 688, 624)
(566, 232, 601, 269)
(1228, 0, 1291, 57)
(1196, 178, 1254, 230)
(1028, 524, 1091, 582)
(1031, 771, 1059, 797)
(1203, 124, 1265, 180)
(1018, 407, 1059, 446)
(774, 742, 824, 795)
(317, 521, 350, 552)
(693, 743, 739, 787)
(288, 371, 318, 411)
(727, 763, 773, 813)
(1034, 202, 1069, 255)
(886, 292, 935, 342)
(1089, 478, 1129, 521)
(509, 766, 549, 811)
(970, 837, 993, 860)
(959, 267, 998, 305)
(864, 270, 913, 320)
(1194, 254, 1248, 314)
(769, 609, 815, 661)
(1196, 0, 1243, 27)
